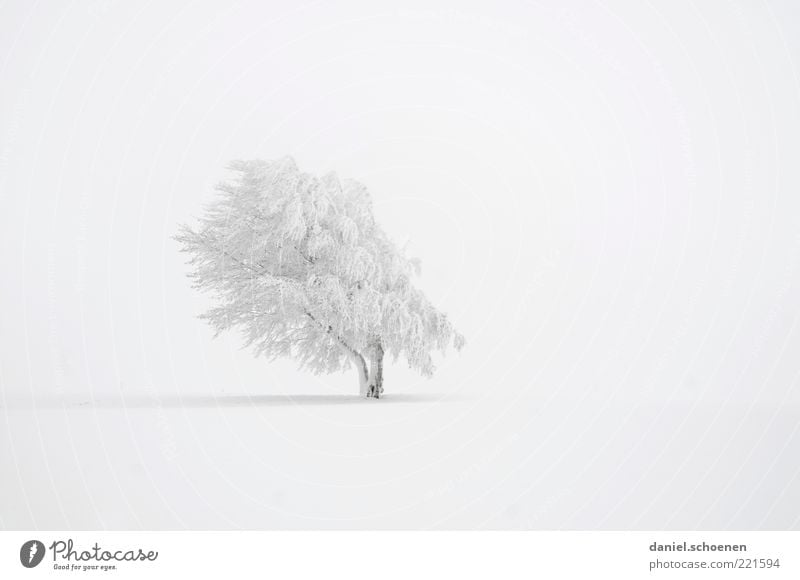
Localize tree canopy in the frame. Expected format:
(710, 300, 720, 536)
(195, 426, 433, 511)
(176, 157, 464, 397)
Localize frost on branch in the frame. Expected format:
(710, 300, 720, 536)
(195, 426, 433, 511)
(175, 157, 464, 398)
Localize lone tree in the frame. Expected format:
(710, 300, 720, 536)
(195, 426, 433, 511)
(176, 157, 464, 398)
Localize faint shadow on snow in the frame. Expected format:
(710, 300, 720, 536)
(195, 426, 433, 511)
(3, 393, 463, 409)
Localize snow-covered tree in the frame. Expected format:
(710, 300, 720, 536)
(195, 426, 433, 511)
(176, 157, 464, 398)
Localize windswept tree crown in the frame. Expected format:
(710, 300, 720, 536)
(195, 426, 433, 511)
(176, 157, 464, 392)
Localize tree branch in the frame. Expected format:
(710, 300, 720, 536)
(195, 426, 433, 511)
(304, 310, 360, 359)
(196, 232, 269, 276)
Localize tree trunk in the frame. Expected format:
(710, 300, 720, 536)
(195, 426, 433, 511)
(352, 352, 370, 397)
(365, 343, 384, 399)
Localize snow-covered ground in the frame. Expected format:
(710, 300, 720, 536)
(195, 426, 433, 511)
(3, 389, 799, 529)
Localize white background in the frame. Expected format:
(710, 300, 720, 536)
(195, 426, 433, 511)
(1, 0, 800, 529)
(1, 532, 797, 579)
